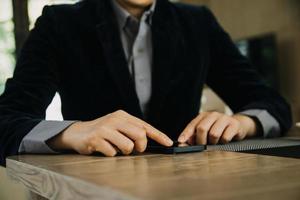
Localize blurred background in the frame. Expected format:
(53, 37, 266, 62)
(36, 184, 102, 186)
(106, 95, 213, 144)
(0, 0, 300, 199)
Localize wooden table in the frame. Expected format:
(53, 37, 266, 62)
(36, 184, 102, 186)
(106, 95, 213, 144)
(6, 150, 300, 200)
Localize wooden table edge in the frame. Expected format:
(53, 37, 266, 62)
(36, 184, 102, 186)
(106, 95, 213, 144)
(6, 158, 138, 200)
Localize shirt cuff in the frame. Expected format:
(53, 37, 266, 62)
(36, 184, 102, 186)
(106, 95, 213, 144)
(18, 120, 77, 154)
(239, 109, 281, 138)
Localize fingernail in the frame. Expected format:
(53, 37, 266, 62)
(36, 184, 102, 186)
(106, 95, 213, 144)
(178, 136, 185, 143)
(167, 139, 173, 146)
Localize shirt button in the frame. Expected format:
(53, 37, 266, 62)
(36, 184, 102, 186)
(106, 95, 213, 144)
(138, 48, 144, 53)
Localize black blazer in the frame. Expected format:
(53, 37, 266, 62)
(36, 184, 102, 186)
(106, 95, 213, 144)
(0, 0, 292, 165)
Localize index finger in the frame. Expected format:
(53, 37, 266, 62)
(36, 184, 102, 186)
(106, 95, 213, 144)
(123, 113, 173, 147)
(178, 114, 205, 143)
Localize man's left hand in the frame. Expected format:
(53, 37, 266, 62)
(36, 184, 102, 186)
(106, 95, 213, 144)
(178, 112, 258, 145)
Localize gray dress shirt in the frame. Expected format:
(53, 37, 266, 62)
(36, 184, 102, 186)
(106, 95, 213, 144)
(18, 0, 280, 154)
(111, 0, 155, 114)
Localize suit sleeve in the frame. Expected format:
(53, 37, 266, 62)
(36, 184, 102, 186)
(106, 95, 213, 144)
(203, 7, 292, 134)
(0, 6, 60, 166)
(18, 120, 77, 153)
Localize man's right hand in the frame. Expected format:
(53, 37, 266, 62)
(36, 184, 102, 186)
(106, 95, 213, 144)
(47, 110, 173, 156)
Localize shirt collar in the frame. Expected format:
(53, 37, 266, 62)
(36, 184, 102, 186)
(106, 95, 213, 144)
(111, 0, 156, 29)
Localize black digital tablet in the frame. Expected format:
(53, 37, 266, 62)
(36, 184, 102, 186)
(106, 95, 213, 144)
(147, 142, 206, 154)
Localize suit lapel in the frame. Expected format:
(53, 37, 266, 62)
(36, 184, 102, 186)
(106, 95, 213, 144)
(147, 0, 182, 121)
(94, 0, 143, 118)
(91, 0, 182, 120)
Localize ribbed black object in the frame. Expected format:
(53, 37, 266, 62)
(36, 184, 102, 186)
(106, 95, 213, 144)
(207, 138, 300, 158)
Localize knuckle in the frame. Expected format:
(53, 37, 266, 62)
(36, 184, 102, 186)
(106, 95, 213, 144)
(106, 114, 116, 123)
(221, 137, 231, 144)
(106, 150, 117, 157)
(105, 113, 115, 121)
(115, 110, 127, 116)
(106, 115, 121, 125)
(196, 125, 207, 133)
(231, 118, 240, 126)
(108, 112, 118, 119)
(136, 140, 148, 153)
(209, 132, 219, 139)
(78, 141, 95, 155)
(136, 133, 145, 141)
(78, 149, 91, 155)
(105, 113, 113, 118)
(235, 133, 244, 141)
(136, 130, 146, 140)
(78, 146, 92, 155)
(123, 141, 134, 154)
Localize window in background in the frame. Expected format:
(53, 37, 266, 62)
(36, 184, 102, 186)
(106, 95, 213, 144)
(0, 0, 15, 95)
(28, 0, 79, 29)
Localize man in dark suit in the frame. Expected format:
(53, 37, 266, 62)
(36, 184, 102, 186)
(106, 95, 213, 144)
(0, 0, 292, 166)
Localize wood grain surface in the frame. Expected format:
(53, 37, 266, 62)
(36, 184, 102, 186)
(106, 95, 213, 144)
(6, 150, 300, 200)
